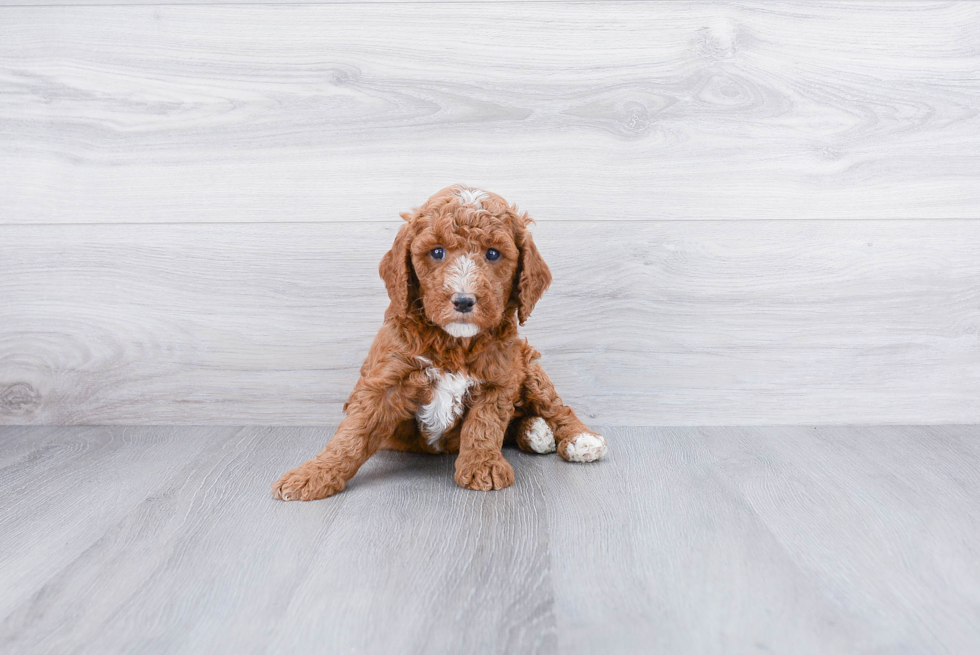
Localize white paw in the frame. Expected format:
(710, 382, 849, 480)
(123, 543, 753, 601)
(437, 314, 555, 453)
(562, 432, 607, 463)
(523, 417, 556, 454)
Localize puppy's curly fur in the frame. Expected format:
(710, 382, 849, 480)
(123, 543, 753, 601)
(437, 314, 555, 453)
(273, 185, 606, 500)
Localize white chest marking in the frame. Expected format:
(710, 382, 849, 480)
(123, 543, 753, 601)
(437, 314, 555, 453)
(417, 368, 477, 450)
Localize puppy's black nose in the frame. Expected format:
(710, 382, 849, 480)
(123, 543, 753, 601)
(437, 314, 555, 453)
(452, 294, 476, 313)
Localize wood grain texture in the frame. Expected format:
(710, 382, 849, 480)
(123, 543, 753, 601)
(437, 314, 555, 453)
(2, 2, 979, 223)
(544, 426, 980, 653)
(1, 426, 978, 653)
(1, 219, 978, 426)
(4, 0, 570, 4)
(0, 426, 232, 620)
(702, 425, 980, 652)
(0, 0, 568, 4)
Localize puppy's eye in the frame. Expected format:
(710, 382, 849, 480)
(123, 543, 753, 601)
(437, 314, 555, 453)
(430, 247, 445, 261)
(485, 248, 501, 262)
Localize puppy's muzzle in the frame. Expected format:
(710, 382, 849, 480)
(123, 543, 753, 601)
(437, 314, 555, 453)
(452, 293, 476, 313)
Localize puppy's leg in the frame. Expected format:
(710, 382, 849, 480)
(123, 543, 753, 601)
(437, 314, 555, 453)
(272, 372, 422, 501)
(522, 361, 607, 463)
(454, 387, 515, 491)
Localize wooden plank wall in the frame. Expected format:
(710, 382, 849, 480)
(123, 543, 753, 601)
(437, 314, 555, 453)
(1, 2, 978, 425)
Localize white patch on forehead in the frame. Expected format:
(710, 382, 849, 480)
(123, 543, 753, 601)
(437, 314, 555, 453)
(456, 188, 489, 209)
(442, 322, 480, 338)
(445, 254, 477, 294)
(417, 368, 478, 450)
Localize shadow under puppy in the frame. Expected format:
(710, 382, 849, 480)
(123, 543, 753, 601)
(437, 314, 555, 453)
(273, 185, 607, 500)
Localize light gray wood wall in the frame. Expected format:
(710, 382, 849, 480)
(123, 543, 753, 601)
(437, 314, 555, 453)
(1, 1, 978, 425)
(3, 2, 980, 224)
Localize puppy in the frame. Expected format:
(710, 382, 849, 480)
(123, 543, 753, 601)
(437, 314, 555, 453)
(273, 185, 606, 500)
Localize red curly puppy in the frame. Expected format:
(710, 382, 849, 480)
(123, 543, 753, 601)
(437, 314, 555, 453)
(273, 185, 607, 500)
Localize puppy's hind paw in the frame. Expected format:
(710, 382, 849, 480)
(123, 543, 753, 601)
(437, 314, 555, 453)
(558, 432, 608, 463)
(517, 417, 557, 454)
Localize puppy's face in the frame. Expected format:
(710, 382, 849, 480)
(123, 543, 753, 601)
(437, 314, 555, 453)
(410, 213, 520, 337)
(380, 186, 552, 337)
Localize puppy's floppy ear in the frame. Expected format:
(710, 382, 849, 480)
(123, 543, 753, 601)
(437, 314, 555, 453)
(379, 212, 417, 318)
(514, 217, 552, 325)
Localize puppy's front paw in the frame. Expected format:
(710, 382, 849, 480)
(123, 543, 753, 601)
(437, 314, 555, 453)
(558, 432, 608, 463)
(272, 460, 346, 501)
(455, 454, 514, 491)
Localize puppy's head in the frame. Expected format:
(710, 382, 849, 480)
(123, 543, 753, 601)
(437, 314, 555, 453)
(379, 185, 551, 337)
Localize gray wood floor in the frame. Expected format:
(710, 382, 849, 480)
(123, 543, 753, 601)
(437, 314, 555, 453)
(1, 426, 978, 654)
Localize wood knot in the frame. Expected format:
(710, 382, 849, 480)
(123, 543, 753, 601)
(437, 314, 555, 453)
(621, 101, 651, 138)
(0, 382, 41, 417)
(694, 22, 738, 60)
